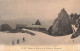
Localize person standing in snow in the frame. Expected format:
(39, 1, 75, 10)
(12, 40, 14, 45)
(23, 37, 25, 42)
(73, 40, 74, 43)
(17, 39, 20, 44)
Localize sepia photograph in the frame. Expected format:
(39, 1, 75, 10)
(0, 0, 80, 51)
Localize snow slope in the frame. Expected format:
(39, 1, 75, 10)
(0, 29, 80, 45)
(0, 29, 80, 51)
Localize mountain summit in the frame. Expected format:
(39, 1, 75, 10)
(48, 8, 73, 36)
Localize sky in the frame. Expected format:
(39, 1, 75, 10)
(0, 0, 80, 21)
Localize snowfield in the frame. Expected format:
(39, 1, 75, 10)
(0, 29, 80, 51)
(0, 29, 80, 45)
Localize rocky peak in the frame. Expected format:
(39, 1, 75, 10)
(58, 8, 69, 19)
(48, 8, 73, 36)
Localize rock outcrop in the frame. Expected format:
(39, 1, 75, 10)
(0, 24, 12, 31)
(48, 8, 73, 36)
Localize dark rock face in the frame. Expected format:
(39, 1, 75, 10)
(48, 25, 53, 35)
(0, 24, 12, 31)
(48, 8, 73, 36)
(35, 20, 41, 25)
(71, 18, 80, 39)
(70, 13, 80, 25)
